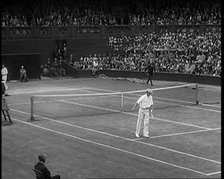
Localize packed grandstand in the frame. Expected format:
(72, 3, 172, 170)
(2, 0, 221, 77)
(2, 0, 221, 26)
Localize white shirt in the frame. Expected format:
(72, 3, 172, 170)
(93, 60, 98, 67)
(1, 67, 8, 76)
(2, 67, 8, 82)
(137, 94, 153, 109)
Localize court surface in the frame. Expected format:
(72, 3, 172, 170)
(2, 77, 221, 179)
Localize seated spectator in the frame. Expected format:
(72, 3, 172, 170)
(34, 154, 60, 179)
(107, 30, 221, 76)
(92, 57, 100, 77)
(68, 54, 74, 66)
(52, 58, 59, 73)
(42, 65, 50, 76)
(58, 60, 66, 76)
(19, 66, 28, 82)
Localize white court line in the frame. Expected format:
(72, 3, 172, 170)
(154, 100, 221, 113)
(9, 92, 214, 133)
(10, 108, 221, 164)
(9, 96, 213, 130)
(155, 97, 221, 109)
(125, 113, 211, 130)
(200, 103, 221, 108)
(9, 102, 31, 106)
(88, 87, 221, 112)
(9, 91, 221, 113)
(206, 171, 221, 176)
(8, 86, 220, 112)
(132, 128, 221, 139)
(7, 87, 92, 95)
(60, 99, 212, 130)
(22, 86, 216, 131)
(9, 117, 212, 176)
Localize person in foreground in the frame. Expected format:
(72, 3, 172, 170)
(1, 80, 12, 124)
(1, 64, 9, 96)
(34, 154, 60, 179)
(132, 88, 154, 138)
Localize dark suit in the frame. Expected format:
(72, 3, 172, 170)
(145, 63, 154, 85)
(34, 162, 60, 179)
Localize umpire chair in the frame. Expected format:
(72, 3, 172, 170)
(32, 168, 44, 179)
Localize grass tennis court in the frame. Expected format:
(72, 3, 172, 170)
(2, 77, 221, 178)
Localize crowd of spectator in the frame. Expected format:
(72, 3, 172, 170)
(128, 0, 221, 25)
(41, 41, 67, 77)
(69, 53, 146, 72)
(2, 0, 118, 27)
(67, 30, 221, 77)
(2, 0, 221, 77)
(2, 0, 221, 26)
(108, 31, 221, 76)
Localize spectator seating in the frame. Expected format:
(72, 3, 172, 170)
(69, 30, 221, 77)
(1, 0, 221, 26)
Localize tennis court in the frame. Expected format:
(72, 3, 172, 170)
(2, 77, 221, 178)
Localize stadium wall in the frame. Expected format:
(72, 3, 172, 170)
(1, 39, 54, 65)
(1, 53, 41, 81)
(66, 38, 114, 58)
(1, 38, 113, 64)
(75, 70, 221, 86)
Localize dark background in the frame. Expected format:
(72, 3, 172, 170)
(2, 53, 41, 81)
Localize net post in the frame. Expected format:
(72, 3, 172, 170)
(195, 83, 199, 105)
(29, 96, 36, 122)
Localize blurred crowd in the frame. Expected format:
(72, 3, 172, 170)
(128, 0, 221, 25)
(107, 31, 221, 76)
(2, 0, 221, 26)
(67, 30, 221, 77)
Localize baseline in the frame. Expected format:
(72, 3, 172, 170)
(131, 128, 221, 140)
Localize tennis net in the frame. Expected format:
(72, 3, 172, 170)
(29, 83, 199, 121)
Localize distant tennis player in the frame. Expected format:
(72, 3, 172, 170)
(132, 88, 154, 138)
(145, 62, 154, 86)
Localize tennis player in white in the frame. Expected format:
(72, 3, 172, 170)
(132, 88, 154, 138)
(1, 64, 8, 91)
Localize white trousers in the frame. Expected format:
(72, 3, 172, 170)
(135, 108, 152, 136)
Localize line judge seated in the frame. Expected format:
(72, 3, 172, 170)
(34, 154, 60, 179)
